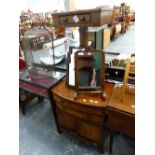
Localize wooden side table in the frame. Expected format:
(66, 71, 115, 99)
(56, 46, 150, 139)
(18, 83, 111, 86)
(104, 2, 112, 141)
(51, 80, 114, 153)
(52, 8, 113, 48)
(107, 85, 135, 154)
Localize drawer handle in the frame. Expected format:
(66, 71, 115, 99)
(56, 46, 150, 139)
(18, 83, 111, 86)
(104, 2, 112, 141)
(80, 17, 85, 21)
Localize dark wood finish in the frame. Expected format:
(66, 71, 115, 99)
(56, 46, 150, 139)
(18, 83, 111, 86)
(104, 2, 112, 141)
(107, 86, 135, 154)
(74, 49, 106, 99)
(51, 80, 114, 153)
(122, 56, 135, 102)
(88, 26, 111, 49)
(52, 8, 113, 27)
(52, 8, 112, 48)
(79, 27, 88, 47)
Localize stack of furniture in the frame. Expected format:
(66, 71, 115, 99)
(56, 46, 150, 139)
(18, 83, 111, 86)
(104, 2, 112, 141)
(19, 7, 135, 154)
(51, 8, 113, 153)
(88, 26, 111, 49)
(110, 6, 122, 40)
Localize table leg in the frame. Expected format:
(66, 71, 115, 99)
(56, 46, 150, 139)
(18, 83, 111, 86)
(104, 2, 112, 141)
(109, 130, 114, 155)
(19, 94, 26, 115)
(97, 142, 104, 153)
(49, 92, 62, 134)
(79, 27, 88, 48)
(38, 96, 44, 102)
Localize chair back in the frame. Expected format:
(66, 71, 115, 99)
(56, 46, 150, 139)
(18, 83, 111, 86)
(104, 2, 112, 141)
(122, 55, 135, 102)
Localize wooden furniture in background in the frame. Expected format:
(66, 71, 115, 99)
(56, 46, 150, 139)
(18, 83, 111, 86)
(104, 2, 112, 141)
(88, 26, 111, 49)
(51, 80, 114, 153)
(52, 8, 113, 48)
(103, 28, 111, 49)
(112, 6, 121, 25)
(110, 6, 121, 40)
(122, 56, 135, 102)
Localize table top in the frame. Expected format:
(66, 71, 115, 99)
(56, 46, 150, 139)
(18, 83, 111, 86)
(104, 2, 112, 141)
(19, 68, 66, 89)
(51, 80, 114, 108)
(52, 8, 112, 16)
(108, 84, 135, 114)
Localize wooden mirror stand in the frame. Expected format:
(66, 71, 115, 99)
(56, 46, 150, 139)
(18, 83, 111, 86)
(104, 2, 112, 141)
(74, 49, 106, 99)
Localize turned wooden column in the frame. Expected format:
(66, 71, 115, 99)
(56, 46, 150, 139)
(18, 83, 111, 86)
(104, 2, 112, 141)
(79, 27, 88, 48)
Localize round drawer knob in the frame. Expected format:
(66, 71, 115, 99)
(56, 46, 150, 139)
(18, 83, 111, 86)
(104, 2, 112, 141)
(115, 71, 118, 75)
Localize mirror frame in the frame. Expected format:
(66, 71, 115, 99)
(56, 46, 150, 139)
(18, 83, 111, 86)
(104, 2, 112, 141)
(65, 46, 85, 88)
(75, 48, 105, 90)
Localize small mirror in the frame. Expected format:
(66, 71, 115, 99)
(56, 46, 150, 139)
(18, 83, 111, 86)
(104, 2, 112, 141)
(74, 49, 106, 98)
(75, 49, 105, 89)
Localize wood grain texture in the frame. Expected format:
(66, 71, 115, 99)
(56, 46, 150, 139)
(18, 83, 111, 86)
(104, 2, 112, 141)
(51, 80, 114, 153)
(51, 80, 114, 108)
(108, 85, 135, 114)
(52, 8, 113, 27)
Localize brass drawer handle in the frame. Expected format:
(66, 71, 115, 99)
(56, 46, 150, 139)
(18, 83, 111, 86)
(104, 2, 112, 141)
(80, 17, 85, 21)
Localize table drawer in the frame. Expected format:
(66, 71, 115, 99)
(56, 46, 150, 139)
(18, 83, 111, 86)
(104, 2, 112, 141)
(53, 94, 104, 116)
(59, 14, 91, 25)
(107, 109, 135, 138)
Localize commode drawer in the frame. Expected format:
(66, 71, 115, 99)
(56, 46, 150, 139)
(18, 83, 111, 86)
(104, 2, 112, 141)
(56, 101, 103, 124)
(53, 94, 104, 116)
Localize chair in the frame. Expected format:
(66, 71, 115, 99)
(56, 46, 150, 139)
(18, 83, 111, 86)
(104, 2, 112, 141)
(121, 55, 135, 103)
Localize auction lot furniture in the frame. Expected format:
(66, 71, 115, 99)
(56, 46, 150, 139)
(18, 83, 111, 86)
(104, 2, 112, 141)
(107, 85, 135, 154)
(88, 26, 111, 49)
(19, 68, 66, 132)
(52, 8, 113, 48)
(51, 80, 114, 153)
